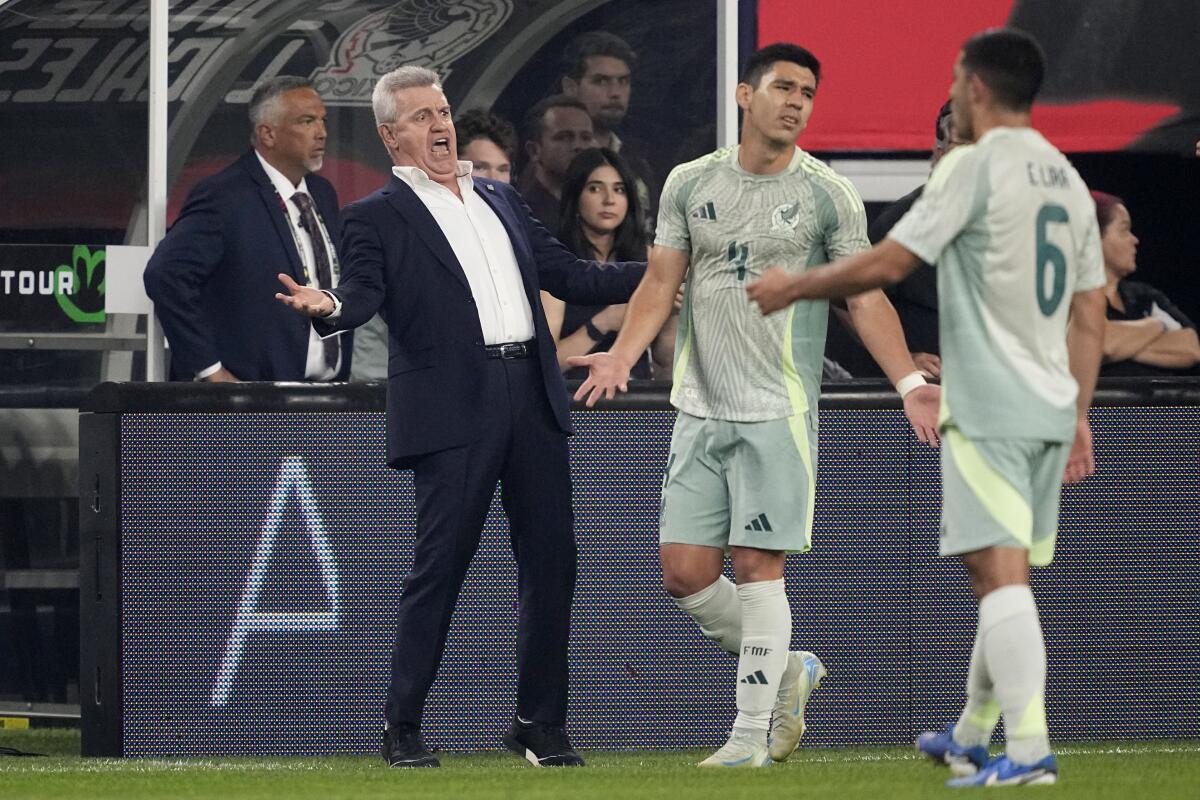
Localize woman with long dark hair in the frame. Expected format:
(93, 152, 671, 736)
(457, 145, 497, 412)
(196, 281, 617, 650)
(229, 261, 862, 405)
(542, 147, 674, 377)
(1092, 190, 1199, 373)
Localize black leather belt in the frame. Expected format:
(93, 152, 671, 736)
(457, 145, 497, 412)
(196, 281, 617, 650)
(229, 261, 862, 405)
(484, 339, 536, 359)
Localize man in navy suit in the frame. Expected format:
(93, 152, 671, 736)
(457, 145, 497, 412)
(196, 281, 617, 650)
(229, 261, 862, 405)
(145, 76, 349, 381)
(276, 66, 644, 768)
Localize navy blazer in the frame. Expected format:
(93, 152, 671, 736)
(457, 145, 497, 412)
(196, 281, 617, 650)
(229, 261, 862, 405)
(319, 175, 645, 468)
(144, 150, 350, 381)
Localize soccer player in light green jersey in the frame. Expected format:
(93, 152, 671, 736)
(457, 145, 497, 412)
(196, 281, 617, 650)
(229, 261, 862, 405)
(747, 28, 1107, 787)
(570, 43, 940, 768)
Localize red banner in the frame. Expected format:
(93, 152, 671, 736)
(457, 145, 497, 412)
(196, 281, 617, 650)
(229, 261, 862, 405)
(758, 0, 1179, 152)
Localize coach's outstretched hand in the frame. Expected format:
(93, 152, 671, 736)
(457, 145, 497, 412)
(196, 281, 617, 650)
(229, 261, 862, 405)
(275, 273, 335, 317)
(903, 384, 941, 447)
(1063, 418, 1095, 484)
(567, 351, 631, 407)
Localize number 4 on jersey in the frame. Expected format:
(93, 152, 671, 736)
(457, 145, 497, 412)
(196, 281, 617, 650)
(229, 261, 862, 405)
(727, 241, 749, 281)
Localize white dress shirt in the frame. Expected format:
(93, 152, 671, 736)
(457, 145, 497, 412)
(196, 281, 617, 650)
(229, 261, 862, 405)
(327, 162, 533, 345)
(196, 152, 340, 380)
(326, 163, 537, 345)
(395, 162, 535, 344)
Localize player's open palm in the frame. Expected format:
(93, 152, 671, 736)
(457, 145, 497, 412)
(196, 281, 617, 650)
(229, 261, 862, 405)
(1063, 418, 1095, 484)
(275, 273, 334, 317)
(567, 351, 631, 407)
(903, 384, 940, 447)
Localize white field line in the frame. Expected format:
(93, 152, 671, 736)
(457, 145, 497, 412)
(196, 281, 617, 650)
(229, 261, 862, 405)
(5, 743, 1199, 773)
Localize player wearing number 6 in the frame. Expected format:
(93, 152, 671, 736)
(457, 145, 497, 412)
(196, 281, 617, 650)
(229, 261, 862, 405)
(747, 28, 1106, 787)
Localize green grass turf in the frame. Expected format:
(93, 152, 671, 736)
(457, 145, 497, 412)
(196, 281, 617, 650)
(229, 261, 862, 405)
(1, 730, 1196, 800)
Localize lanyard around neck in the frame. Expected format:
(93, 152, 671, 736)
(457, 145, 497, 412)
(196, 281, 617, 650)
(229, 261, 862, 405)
(275, 188, 340, 285)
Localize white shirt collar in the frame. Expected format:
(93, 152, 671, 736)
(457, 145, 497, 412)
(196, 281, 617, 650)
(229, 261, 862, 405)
(391, 161, 475, 196)
(255, 150, 310, 201)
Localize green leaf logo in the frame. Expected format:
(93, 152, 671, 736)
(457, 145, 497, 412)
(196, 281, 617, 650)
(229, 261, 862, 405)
(55, 245, 106, 324)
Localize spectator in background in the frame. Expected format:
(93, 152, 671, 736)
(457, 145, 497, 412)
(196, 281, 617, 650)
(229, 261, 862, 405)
(351, 107, 520, 381)
(518, 95, 595, 232)
(456, 108, 518, 183)
(1093, 191, 1200, 374)
(824, 100, 962, 378)
(145, 76, 349, 381)
(560, 31, 658, 220)
(869, 99, 965, 361)
(542, 148, 675, 379)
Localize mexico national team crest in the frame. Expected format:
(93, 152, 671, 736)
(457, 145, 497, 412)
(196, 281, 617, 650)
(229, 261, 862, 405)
(770, 202, 802, 233)
(312, 0, 513, 107)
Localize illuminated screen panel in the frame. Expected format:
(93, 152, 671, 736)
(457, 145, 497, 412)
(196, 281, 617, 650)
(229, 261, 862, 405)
(117, 407, 1200, 756)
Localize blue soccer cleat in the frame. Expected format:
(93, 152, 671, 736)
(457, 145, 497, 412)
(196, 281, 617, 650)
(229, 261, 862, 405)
(916, 725, 990, 776)
(946, 754, 1058, 787)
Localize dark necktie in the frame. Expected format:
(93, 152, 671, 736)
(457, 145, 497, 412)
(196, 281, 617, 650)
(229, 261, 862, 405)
(291, 191, 340, 373)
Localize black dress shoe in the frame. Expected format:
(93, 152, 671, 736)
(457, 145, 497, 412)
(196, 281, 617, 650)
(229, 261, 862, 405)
(502, 716, 585, 767)
(382, 724, 439, 768)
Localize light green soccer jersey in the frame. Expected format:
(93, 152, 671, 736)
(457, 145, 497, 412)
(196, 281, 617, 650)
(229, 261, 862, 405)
(656, 145, 869, 421)
(889, 127, 1105, 443)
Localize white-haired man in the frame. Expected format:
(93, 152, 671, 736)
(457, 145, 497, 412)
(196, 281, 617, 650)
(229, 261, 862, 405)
(276, 66, 644, 768)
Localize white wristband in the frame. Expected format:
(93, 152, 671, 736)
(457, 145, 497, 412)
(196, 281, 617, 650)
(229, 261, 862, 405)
(895, 371, 927, 398)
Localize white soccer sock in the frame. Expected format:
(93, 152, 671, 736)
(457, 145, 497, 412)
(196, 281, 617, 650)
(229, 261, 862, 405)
(979, 584, 1051, 765)
(732, 579, 791, 733)
(672, 575, 742, 654)
(954, 634, 1000, 748)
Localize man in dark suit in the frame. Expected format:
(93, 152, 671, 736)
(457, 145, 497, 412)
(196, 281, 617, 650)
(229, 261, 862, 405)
(516, 95, 595, 233)
(276, 66, 644, 768)
(145, 76, 349, 381)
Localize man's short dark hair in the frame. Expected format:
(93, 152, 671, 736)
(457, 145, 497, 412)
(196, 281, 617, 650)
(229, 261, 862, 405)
(740, 43, 821, 89)
(563, 31, 637, 80)
(961, 28, 1045, 112)
(248, 75, 313, 128)
(456, 108, 517, 159)
(522, 94, 590, 144)
(935, 99, 954, 146)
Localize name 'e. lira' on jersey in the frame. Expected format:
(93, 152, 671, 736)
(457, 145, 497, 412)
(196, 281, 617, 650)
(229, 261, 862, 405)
(655, 145, 869, 421)
(888, 127, 1105, 442)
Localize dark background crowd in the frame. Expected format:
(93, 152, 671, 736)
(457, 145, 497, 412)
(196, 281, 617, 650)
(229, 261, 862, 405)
(150, 28, 1200, 383)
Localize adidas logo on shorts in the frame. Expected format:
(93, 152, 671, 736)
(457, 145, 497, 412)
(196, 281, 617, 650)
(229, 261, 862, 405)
(744, 513, 773, 532)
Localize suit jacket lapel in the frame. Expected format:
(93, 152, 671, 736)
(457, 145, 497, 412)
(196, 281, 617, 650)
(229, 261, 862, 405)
(383, 175, 471, 291)
(242, 151, 304, 279)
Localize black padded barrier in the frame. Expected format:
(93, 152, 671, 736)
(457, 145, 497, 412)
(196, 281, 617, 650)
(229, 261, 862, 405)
(78, 379, 1200, 756)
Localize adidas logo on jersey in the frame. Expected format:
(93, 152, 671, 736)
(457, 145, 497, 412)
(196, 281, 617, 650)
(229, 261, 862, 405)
(691, 201, 717, 221)
(739, 670, 769, 685)
(744, 513, 773, 532)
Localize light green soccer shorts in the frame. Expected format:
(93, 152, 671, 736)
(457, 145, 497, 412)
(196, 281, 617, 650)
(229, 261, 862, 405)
(939, 425, 1072, 567)
(659, 411, 817, 553)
